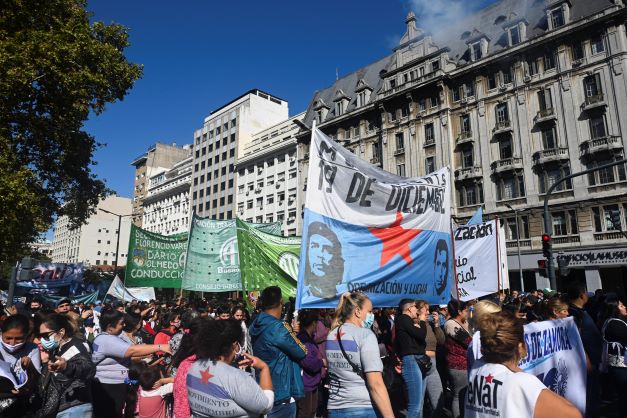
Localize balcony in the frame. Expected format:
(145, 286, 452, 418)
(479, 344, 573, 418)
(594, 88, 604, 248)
(491, 157, 523, 174)
(456, 131, 473, 145)
(506, 239, 532, 249)
(534, 108, 556, 124)
(552, 235, 580, 245)
(581, 94, 606, 111)
(532, 147, 570, 165)
(492, 120, 512, 135)
(454, 166, 483, 181)
(594, 231, 627, 241)
(580, 135, 622, 159)
(394, 147, 405, 156)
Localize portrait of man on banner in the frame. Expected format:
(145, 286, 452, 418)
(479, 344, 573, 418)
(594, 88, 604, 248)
(303, 221, 344, 299)
(433, 239, 449, 296)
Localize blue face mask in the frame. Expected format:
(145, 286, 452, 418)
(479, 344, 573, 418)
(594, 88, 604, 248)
(41, 335, 59, 351)
(362, 312, 375, 329)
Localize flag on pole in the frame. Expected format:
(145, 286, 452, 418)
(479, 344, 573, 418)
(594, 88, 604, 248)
(296, 128, 452, 308)
(236, 218, 299, 301)
(107, 276, 155, 302)
(466, 206, 483, 225)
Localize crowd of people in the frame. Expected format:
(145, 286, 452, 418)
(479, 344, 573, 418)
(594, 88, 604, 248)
(0, 283, 625, 418)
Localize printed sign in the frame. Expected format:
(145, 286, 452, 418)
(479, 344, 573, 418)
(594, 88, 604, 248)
(125, 225, 188, 288)
(470, 317, 587, 415)
(296, 128, 452, 308)
(15, 261, 85, 290)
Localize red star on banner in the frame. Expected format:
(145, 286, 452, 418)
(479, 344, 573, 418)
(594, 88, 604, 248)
(200, 367, 214, 384)
(369, 212, 422, 267)
(336, 330, 345, 340)
(485, 374, 494, 384)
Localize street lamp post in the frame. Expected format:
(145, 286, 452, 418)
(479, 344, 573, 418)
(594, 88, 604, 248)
(98, 208, 132, 274)
(504, 203, 524, 292)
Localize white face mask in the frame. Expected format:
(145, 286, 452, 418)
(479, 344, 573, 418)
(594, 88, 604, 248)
(1, 341, 25, 353)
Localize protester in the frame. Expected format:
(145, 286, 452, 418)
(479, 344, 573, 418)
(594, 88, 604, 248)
(444, 299, 471, 418)
(395, 298, 428, 418)
(232, 305, 253, 355)
(326, 291, 394, 418)
(249, 286, 307, 418)
(91, 308, 172, 418)
(120, 312, 143, 345)
(171, 318, 204, 418)
(55, 299, 72, 314)
(0, 314, 42, 373)
(296, 309, 324, 418)
(465, 311, 581, 418)
(541, 297, 570, 320)
(424, 302, 446, 418)
(216, 305, 231, 320)
(38, 313, 95, 417)
(187, 319, 274, 417)
(599, 298, 627, 412)
(133, 363, 174, 418)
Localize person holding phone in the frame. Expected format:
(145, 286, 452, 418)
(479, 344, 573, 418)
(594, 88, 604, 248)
(38, 313, 96, 417)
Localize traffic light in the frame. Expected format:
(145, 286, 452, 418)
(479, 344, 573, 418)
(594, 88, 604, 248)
(542, 234, 552, 259)
(537, 259, 547, 277)
(609, 210, 622, 230)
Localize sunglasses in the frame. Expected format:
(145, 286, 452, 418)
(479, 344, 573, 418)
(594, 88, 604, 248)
(38, 330, 57, 339)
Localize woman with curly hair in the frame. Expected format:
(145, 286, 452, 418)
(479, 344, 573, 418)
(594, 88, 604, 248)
(186, 319, 274, 417)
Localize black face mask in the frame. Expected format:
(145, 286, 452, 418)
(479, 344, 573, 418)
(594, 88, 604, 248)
(31, 307, 40, 312)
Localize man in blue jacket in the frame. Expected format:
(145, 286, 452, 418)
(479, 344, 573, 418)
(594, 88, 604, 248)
(249, 286, 307, 418)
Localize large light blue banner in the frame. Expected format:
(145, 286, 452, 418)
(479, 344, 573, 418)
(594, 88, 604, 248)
(296, 128, 452, 308)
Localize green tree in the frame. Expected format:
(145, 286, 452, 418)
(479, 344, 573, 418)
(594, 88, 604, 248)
(0, 0, 142, 267)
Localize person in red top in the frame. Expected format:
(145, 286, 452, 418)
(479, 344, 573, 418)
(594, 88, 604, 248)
(444, 299, 471, 418)
(153, 312, 181, 358)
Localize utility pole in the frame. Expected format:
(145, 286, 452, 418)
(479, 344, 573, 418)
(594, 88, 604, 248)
(543, 158, 627, 290)
(98, 208, 132, 279)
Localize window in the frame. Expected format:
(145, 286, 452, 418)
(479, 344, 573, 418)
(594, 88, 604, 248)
(527, 58, 538, 76)
(509, 26, 521, 46)
(592, 204, 626, 232)
(496, 173, 525, 200)
(231, 118, 237, 128)
(587, 159, 627, 185)
(256, 197, 263, 208)
(499, 137, 513, 159)
(461, 146, 474, 168)
(572, 42, 584, 60)
(289, 170, 297, 179)
(551, 210, 578, 236)
(457, 183, 484, 207)
(430, 95, 439, 108)
(278, 192, 285, 203)
(425, 157, 435, 174)
(591, 33, 605, 54)
(550, 8, 565, 29)
(589, 115, 606, 139)
(504, 216, 530, 240)
(495, 103, 509, 123)
(397, 164, 406, 177)
(344, 127, 351, 139)
(471, 42, 482, 61)
(389, 109, 397, 122)
(538, 88, 553, 111)
(401, 104, 409, 118)
(502, 66, 514, 84)
(238, 202, 244, 212)
(267, 195, 274, 204)
(539, 165, 571, 194)
(541, 127, 557, 149)
(544, 51, 555, 71)
(425, 123, 435, 144)
(488, 73, 497, 90)
(460, 114, 471, 134)
(389, 79, 396, 89)
(335, 101, 344, 116)
(583, 73, 602, 98)
(395, 133, 404, 151)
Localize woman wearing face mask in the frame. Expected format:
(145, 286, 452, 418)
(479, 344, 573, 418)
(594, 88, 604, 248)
(395, 299, 429, 418)
(91, 308, 172, 418)
(0, 314, 42, 373)
(326, 291, 394, 418)
(187, 319, 274, 417)
(153, 312, 181, 364)
(38, 313, 96, 417)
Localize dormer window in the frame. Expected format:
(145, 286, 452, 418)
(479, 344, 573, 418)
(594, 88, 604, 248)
(333, 90, 350, 117)
(471, 42, 482, 60)
(431, 60, 440, 72)
(551, 8, 564, 28)
(547, 1, 571, 30)
(355, 79, 373, 108)
(335, 101, 344, 116)
(467, 33, 489, 62)
(509, 25, 520, 46)
(313, 99, 330, 124)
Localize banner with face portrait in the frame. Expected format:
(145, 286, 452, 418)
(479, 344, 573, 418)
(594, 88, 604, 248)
(454, 220, 502, 301)
(296, 128, 452, 308)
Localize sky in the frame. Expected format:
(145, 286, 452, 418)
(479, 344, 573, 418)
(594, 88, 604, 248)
(84, 0, 497, 201)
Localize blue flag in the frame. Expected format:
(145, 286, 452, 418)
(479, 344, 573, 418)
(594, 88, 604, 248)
(466, 207, 483, 225)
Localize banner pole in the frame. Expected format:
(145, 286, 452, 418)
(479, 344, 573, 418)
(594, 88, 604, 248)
(495, 216, 502, 301)
(450, 219, 460, 301)
(181, 209, 195, 299)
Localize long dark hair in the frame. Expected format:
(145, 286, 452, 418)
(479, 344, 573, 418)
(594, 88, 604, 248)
(599, 297, 625, 325)
(171, 317, 205, 369)
(195, 319, 243, 362)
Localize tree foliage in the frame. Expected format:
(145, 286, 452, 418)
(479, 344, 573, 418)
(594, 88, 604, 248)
(0, 0, 142, 266)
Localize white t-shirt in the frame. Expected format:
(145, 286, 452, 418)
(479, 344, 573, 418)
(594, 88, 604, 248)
(326, 323, 383, 410)
(465, 359, 546, 418)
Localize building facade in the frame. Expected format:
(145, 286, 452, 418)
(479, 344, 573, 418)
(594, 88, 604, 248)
(235, 113, 305, 236)
(131, 142, 193, 227)
(142, 154, 193, 236)
(191, 89, 288, 220)
(51, 195, 133, 267)
(297, 0, 627, 294)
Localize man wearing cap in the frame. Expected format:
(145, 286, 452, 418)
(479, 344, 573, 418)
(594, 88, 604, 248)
(56, 298, 72, 314)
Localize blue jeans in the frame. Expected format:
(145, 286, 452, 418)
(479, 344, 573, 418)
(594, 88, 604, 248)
(329, 408, 378, 418)
(269, 401, 297, 418)
(57, 403, 93, 418)
(402, 354, 427, 418)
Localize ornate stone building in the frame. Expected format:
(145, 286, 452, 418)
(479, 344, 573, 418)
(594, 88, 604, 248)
(296, 0, 627, 293)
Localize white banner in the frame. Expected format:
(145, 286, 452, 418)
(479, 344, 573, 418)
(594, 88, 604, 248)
(454, 220, 500, 301)
(471, 317, 587, 415)
(106, 276, 155, 302)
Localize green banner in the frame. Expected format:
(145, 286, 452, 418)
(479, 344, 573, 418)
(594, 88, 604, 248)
(236, 218, 299, 301)
(125, 224, 188, 288)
